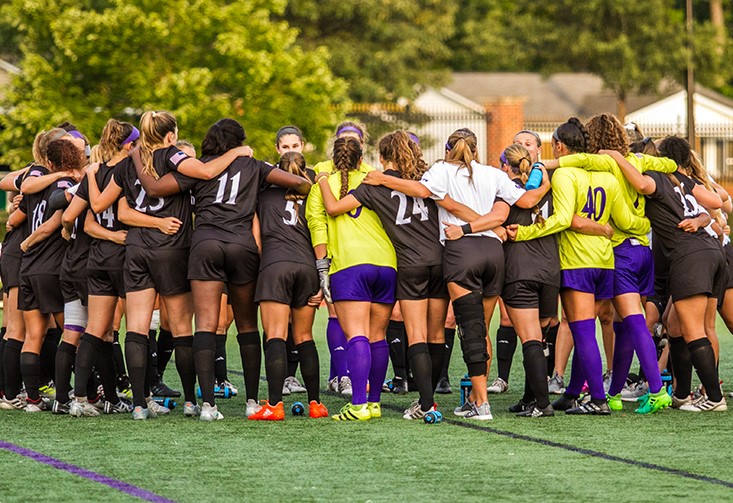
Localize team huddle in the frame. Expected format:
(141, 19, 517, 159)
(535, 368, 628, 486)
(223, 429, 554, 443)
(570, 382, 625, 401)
(0, 109, 728, 422)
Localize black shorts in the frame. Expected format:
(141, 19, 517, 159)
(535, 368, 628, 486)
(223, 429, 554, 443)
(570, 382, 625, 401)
(396, 264, 448, 300)
(502, 280, 559, 319)
(724, 244, 733, 291)
(1, 253, 21, 294)
(18, 274, 64, 314)
(255, 262, 319, 307)
(443, 237, 504, 297)
(669, 249, 727, 302)
(125, 245, 190, 296)
(88, 269, 126, 298)
(61, 278, 88, 306)
(188, 240, 258, 285)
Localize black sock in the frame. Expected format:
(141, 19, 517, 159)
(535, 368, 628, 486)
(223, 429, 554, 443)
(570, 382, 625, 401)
(521, 373, 534, 403)
(440, 327, 455, 380)
(40, 327, 61, 385)
(73, 334, 97, 399)
(544, 323, 559, 377)
(112, 330, 127, 380)
(174, 336, 196, 403)
(20, 352, 41, 402)
(669, 337, 692, 399)
(453, 292, 488, 378)
(193, 332, 216, 405)
(264, 338, 287, 405)
(386, 320, 407, 380)
(214, 334, 228, 383)
(237, 331, 262, 401)
(496, 325, 517, 383)
(148, 330, 160, 386)
(407, 343, 434, 411)
(157, 328, 174, 378)
(125, 332, 148, 408)
(427, 342, 446, 389)
(0, 337, 5, 397)
(687, 338, 722, 402)
(523, 340, 550, 409)
(3, 339, 23, 399)
(286, 325, 299, 378)
(97, 340, 120, 405)
(55, 341, 76, 403)
(297, 340, 320, 403)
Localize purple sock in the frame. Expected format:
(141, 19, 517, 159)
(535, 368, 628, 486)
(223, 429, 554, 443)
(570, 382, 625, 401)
(625, 314, 663, 393)
(608, 320, 634, 396)
(327, 318, 348, 380)
(346, 336, 370, 405)
(569, 319, 605, 401)
(566, 350, 586, 396)
(367, 340, 389, 403)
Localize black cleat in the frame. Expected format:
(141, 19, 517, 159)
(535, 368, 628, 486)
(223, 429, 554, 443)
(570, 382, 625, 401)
(508, 399, 535, 413)
(516, 404, 555, 417)
(391, 377, 409, 395)
(435, 377, 452, 394)
(151, 381, 181, 398)
(565, 401, 611, 415)
(552, 393, 579, 411)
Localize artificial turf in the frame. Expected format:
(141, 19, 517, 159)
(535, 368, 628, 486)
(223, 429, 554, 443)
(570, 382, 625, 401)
(2, 310, 733, 502)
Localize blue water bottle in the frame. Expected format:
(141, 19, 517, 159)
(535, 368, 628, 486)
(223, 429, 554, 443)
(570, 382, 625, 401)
(153, 397, 177, 410)
(661, 369, 673, 396)
(525, 162, 544, 190)
(459, 374, 472, 406)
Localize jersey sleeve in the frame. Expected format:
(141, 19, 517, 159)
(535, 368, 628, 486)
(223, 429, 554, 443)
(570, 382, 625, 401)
(638, 154, 677, 174)
(495, 171, 525, 205)
(516, 170, 574, 241)
(112, 163, 127, 188)
(165, 146, 190, 172)
(172, 171, 197, 192)
(75, 177, 90, 201)
(558, 153, 617, 173)
(350, 183, 374, 210)
(420, 164, 448, 200)
(305, 181, 328, 248)
(608, 182, 651, 235)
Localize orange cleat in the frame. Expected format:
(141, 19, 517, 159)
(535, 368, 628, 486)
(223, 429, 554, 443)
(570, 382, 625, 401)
(309, 400, 329, 418)
(248, 401, 285, 421)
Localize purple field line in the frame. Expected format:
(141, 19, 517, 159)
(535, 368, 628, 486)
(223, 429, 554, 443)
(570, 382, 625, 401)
(0, 441, 177, 503)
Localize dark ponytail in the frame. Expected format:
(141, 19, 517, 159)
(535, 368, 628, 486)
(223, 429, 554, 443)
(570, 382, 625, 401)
(332, 137, 362, 199)
(553, 117, 589, 154)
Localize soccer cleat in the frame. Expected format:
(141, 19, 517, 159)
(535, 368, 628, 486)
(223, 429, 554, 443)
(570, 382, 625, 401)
(435, 376, 452, 394)
(151, 381, 181, 398)
(284, 376, 307, 394)
(602, 371, 612, 394)
(679, 395, 727, 412)
(508, 399, 535, 413)
(220, 380, 238, 396)
(326, 377, 339, 393)
(118, 386, 133, 401)
(552, 393, 579, 411)
(671, 394, 692, 409)
(88, 394, 105, 411)
(607, 393, 623, 411)
(183, 401, 201, 417)
(454, 400, 474, 417)
(332, 403, 371, 421)
(565, 401, 611, 415)
(3, 395, 26, 410)
(146, 396, 170, 415)
(547, 372, 565, 395)
(249, 401, 285, 421)
(0, 397, 13, 411)
(245, 399, 262, 418)
(281, 382, 291, 396)
(52, 400, 71, 414)
(516, 403, 555, 417)
(131, 406, 153, 420)
(465, 401, 493, 420)
(39, 382, 56, 400)
(69, 398, 100, 417)
(403, 401, 436, 420)
(200, 402, 224, 421)
(391, 377, 408, 395)
(635, 389, 672, 414)
(104, 399, 133, 414)
(487, 377, 508, 394)
(367, 402, 381, 418)
(24, 399, 49, 413)
(338, 376, 353, 396)
(309, 400, 329, 418)
(621, 381, 648, 402)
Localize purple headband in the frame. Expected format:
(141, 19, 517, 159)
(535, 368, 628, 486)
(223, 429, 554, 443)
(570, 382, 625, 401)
(121, 126, 140, 145)
(445, 142, 452, 151)
(336, 125, 364, 140)
(407, 132, 420, 145)
(67, 130, 84, 140)
(499, 151, 508, 166)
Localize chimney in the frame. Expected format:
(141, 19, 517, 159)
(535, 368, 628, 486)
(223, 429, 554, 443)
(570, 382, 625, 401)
(484, 98, 526, 166)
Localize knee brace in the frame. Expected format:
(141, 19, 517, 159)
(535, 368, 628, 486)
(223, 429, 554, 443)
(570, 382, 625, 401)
(453, 292, 487, 377)
(63, 299, 88, 332)
(149, 309, 161, 332)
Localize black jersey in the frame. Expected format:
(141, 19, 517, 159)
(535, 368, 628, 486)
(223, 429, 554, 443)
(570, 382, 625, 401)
(189, 155, 275, 248)
(19, 174, 75, 276)
(113, 146, 196, 250)
(60, 184, 91, 282)
(645, 171, 721, 263)
(2, 164, 39, 259)
(503, 180, 560, 285)
(350, 170, 442, 267)
(257, 169, 316, 269)
(77, 161, 127, 270)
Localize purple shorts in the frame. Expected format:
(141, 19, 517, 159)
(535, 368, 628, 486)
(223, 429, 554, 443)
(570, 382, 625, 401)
(613, 240, 655, 297)
(331, 264, 397, 304)
(561, 268, 614, 299)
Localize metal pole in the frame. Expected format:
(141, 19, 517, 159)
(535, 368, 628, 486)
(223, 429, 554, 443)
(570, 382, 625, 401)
(686, 0, 696, 146)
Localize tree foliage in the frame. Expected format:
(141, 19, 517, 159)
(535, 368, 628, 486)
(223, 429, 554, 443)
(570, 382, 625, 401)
(0, 0, 348, 167)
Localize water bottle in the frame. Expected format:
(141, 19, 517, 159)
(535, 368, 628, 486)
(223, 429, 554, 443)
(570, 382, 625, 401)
(291, 402, 305, 416)
(424, 410, 443, 424)
(153, 397, 177, 410)
(661, 370, 673, 396)
(525, 163, 544, 190)
(460, 374, 472, 406)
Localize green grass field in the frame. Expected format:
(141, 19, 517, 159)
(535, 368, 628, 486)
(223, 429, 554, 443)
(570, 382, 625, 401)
(3, 309, 733, 502)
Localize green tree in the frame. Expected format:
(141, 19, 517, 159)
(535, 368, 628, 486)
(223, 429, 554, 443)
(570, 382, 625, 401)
(0, 0, 348, 167)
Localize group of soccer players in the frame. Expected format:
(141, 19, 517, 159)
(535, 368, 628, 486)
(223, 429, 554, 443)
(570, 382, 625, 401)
(0, 108, 728, 421)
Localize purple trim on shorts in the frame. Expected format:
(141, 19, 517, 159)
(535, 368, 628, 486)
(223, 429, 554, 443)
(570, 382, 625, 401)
(613, 240, 655, 297)
(330, 264, 396, 304)
(63, 325, 85, 333)
(561, 268, 614, 299)
(0, 441, 176, 503)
